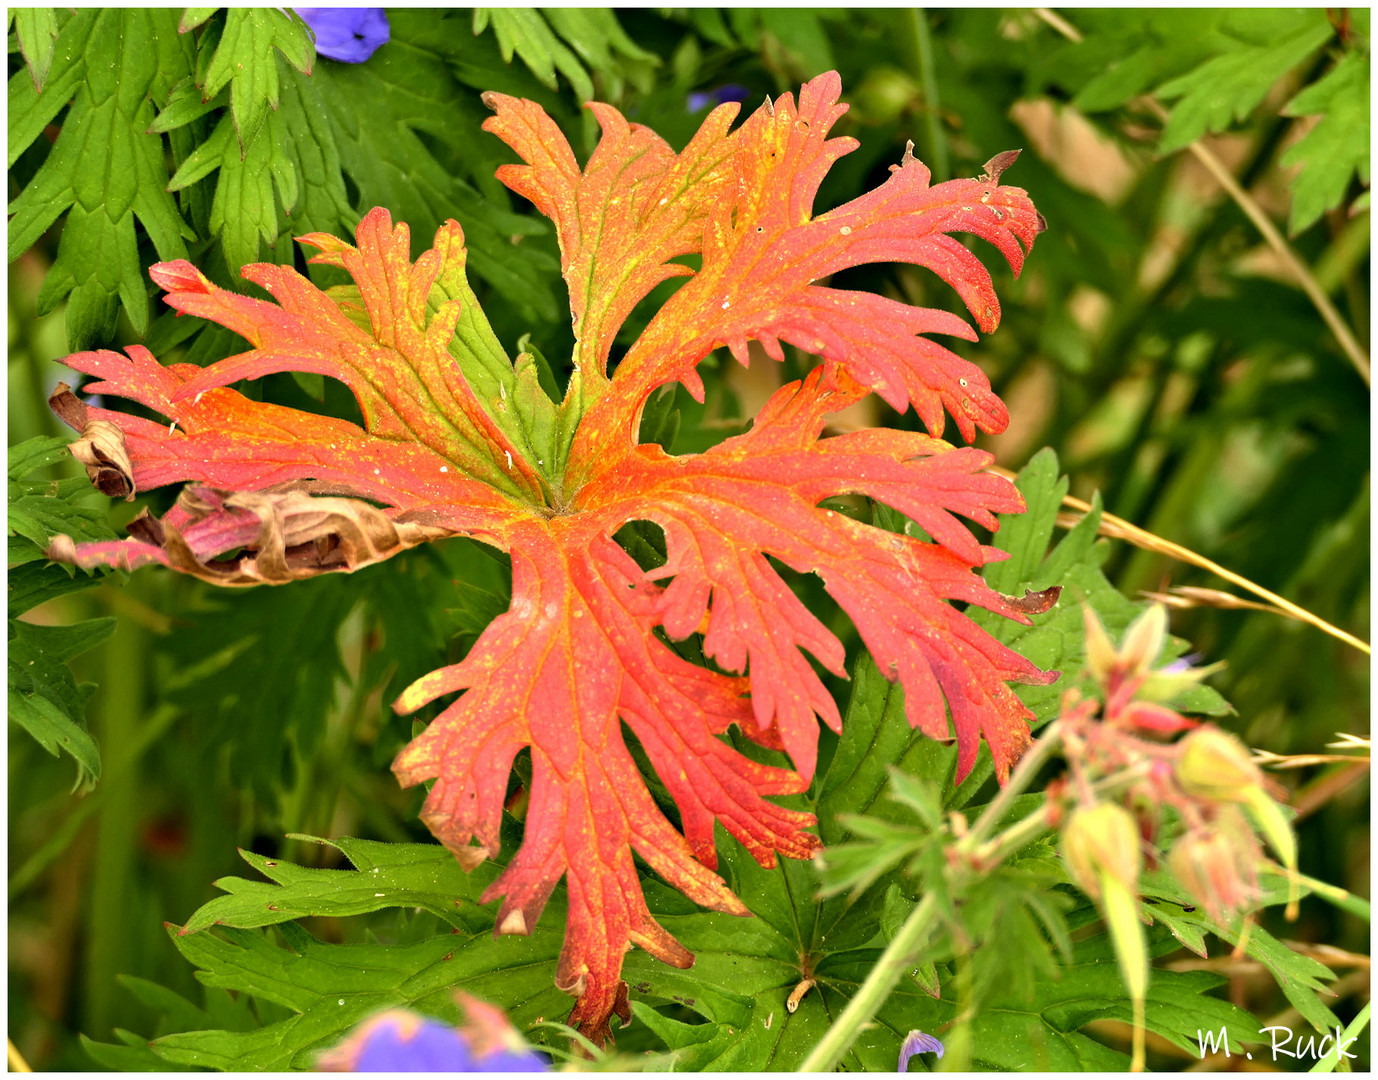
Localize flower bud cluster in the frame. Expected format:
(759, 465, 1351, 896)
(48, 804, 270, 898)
(1058, 605, 1298, 927)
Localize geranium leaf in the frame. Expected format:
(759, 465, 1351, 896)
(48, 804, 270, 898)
(1154, 10, 1333, 152)
(309, 11, 562, 323)
(198, 8, 314, 150)
(7, 8, 196, 347)
(1281, 51, 1372, 234)
(48, 72, 1059, 1041)
(9, 617, 113, 790)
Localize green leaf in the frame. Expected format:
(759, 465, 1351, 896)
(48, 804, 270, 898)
(13, 7, 59, 91)
(981, 446, 1064, 597)
(309, 12, 560, 323)
(179, 8, 218, 34)
(7, 561, 110, 620)
(8, 436, 118, 566)
(624, 827, 1258, 1070)
(148, 77, 227, 135)
(475, 8, 594, 101)
(8, 617, 114, 789)
(1155, 11, 1334, 151)
(1141, 870, 1342, 1034)
(157, 571, 357, 803)
(182, 837, 493, 933)
(972, 448, 1232, 740)
(151, 921, 566, 1071)
(81, 1031, 186, 1072)
(1281, 51, 1371, 233)
(7, 9, 196, 346)
(199, 8, 313, 149)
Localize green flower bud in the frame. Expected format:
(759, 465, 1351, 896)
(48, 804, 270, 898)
(1062, 801, 1142, 901)
(1176, 727, 1262, 802)
(1119, 604, 1168, 678)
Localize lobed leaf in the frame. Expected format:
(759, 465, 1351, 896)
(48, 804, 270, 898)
(1281, 51, 1372, 234)
(197, 8, 315, 150)
(49, 72, 1055, 1040)
(7, 9, 196, 346)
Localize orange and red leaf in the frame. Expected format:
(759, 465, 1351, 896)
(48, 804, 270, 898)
(48, 72, 1055, 1041)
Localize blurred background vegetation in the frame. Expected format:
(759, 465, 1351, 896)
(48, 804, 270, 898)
(9, 8, 1369, 1070)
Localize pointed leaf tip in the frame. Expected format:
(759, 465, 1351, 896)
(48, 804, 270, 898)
(980, 149, 1023, 184)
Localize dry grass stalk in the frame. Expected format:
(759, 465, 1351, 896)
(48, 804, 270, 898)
(1028, 478, 1370, 656)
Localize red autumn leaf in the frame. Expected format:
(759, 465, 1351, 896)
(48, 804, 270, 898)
(48, 71, 1057, 1041)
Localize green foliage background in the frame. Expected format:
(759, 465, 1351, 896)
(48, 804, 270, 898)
(8, 7, 1369, 1071)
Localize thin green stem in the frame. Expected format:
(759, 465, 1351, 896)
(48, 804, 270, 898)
(1296, 872, 1372, 923)
(804, 757, 1154, 1070)
(961, 720, 1063, 851)
(908, 10, 949, 182)
(798, 893, 940, 1072)
(1310, 1001, 1369, 1073)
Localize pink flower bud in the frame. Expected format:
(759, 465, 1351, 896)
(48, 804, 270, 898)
(1167, 809, 1262, 924)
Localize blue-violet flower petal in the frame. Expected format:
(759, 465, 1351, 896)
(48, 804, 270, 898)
(898, 1029, 945, 1071)
(296, 8, 390, 63)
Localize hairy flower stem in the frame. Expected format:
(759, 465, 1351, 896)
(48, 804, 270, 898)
(798, 893, 940, 1072)
(959, 720, 1063, 852)
(802, 761, 1152, 1071)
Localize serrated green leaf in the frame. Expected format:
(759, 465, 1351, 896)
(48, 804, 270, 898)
(208, 103, 292, 272)
(166, 109, 234, 191)
(157, 571, 356, 802)
(149, 77, 227, 134)
(1141, 870, 1342, 1034)
(80, 1032, 185, 1072)
(7, 8, 195, 347)
(8, 617, 115, 788)
(543, 8, 659, 72)
(200, 8, 313, 149)
(13, 7, 58, 91)
(982, 445, 1064, 596)
(153, 918, 567, 1070)
(1281, 51, 1371, 233)
(7, 11, 92, 168)
(308, 12, 560, 324)
(1156, 12, 1334, 151)
(182, 839, 493, 933)
(477, 8, 593, 101)
(7, 561, 108, 619)
(8, 435, 72, 481)
(971, 448, 1232, 755)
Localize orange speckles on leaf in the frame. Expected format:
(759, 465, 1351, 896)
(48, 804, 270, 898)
(48, 71, 1051, 1042)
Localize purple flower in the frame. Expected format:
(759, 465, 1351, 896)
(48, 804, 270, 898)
(688, 83, 752, 113)
(898, 1029, 945, 1071)
(318, 999, 548, 1073)
(295, 8, 390, 63)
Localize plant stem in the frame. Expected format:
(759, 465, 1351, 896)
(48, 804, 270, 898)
(906, 9, 949, 182)
(961, 720, 1063, 850)
(798, 893, 940, 1072)
(1310, 1001, 1369, 1073)
(1295, 872, 1372, 923)
(803, 754, 1155, 1070)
